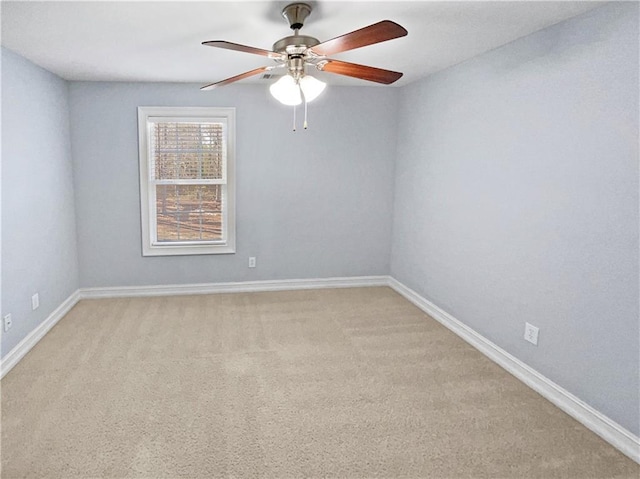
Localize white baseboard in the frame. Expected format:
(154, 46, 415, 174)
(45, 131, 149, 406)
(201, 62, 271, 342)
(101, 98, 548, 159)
(79, 275, 389, 299)
(0, 289, 81, 379)
(387, 277, 640, 464)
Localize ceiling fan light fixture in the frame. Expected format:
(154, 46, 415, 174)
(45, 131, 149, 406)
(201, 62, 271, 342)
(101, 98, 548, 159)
(269, 73, 326, 106)
(299, 74, 326, 102)
(269, 74, 302, 105)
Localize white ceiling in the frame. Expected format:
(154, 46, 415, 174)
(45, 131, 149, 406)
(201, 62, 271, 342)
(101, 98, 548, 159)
(1, 0, 604, 87)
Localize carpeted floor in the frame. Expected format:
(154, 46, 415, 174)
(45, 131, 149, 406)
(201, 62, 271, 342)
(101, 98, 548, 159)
(1, 287, 637, 478)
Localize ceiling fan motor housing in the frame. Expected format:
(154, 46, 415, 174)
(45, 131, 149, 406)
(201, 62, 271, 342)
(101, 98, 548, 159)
(272, 35, 320, 55)
(282, 3, 312, 30)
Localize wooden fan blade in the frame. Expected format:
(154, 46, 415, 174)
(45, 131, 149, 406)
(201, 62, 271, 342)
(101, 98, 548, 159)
(201, 67, 270, 90)
(319, 60, 402, 85)
(310, 20, 407, 57)
(202, 40, 279, 58)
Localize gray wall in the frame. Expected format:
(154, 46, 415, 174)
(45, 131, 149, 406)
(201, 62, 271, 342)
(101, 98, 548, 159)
(390, 3, 639, 435)
(68, 83, 398, 287)
(1, 47, 80, 355)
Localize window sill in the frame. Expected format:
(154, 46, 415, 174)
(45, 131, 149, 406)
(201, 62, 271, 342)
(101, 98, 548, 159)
(141, 242, 236, 257)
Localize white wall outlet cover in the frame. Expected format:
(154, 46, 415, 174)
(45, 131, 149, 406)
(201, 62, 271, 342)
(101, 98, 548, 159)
(524, 322, 539, 346)
(248, 257, 256, 268)
(4, 314, 12, 332)
(32, 293, 40, 310)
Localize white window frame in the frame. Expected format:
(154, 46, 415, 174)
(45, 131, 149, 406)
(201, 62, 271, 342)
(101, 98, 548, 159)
(137, 106, 236, 256)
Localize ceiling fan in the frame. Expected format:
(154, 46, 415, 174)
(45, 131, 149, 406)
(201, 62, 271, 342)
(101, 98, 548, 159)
(200, 2, 408, 108)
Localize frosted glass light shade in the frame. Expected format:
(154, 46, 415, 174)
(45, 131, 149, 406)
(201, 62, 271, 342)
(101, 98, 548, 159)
(269, 75, 301, 106)
(299, 75, 326, 102)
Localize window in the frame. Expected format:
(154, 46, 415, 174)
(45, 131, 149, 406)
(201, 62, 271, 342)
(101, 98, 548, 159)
(137, 107, 235, 256)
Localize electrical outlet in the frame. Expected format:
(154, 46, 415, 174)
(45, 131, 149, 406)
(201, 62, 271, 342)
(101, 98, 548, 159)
(524, 322, 539, 346)
(32, 293, 40, 310)
(4, 314, 12, 332)
(248, 257, 256, 268)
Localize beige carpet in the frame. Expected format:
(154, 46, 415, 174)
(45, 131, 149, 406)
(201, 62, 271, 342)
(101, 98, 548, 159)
(1, 287, 637, 478)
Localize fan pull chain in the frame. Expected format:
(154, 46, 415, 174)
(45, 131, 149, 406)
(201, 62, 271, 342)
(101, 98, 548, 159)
(292, 104, 296, 132)
(303, 97, 308, 129)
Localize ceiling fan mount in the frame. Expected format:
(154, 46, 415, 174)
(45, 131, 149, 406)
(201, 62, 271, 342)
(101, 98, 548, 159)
(200, 2, 408, 91)
(281, 2, 313, 31)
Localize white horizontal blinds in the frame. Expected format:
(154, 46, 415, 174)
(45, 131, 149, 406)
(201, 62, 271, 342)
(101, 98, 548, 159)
(150, 121, 225, 181)
(149, 119, 227, 243)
